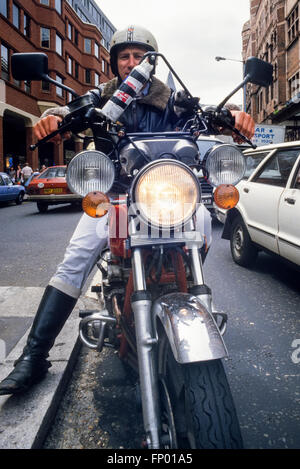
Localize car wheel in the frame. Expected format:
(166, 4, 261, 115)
(37, 202, 48, 213)
(230, 216, 258, 267)
(15, 192, 24, 205)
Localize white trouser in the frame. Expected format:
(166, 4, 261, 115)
(49, 205, 212, 299)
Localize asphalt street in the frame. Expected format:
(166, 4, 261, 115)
(0, 201, 82, 287)
(0, 201, 299, 449)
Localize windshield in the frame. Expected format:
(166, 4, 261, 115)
(38, 167, 66, 179)
(243, 151, 270, 179)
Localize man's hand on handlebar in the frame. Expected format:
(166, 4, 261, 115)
(33, 115, 72, 145)
(230, 111, 255, 144)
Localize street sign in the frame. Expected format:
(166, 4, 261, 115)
(252, 125, 286, 146)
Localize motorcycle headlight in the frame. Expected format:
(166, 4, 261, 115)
(132, 160, 200, 228)
(66, 150, 115, 197)
(204, 144, 246, 186)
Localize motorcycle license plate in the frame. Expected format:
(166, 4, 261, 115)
(43, 188, 63, 194)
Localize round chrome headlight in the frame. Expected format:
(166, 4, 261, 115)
(204, 144, 246, 186)
(132, 159, 200, 228)
(66, 150, 115, 197)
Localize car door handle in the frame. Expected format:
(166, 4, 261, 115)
(284, 197, 296, 205)
(243, 187, 249, 193)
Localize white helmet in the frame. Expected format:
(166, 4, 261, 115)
(110, 25, 158, 76)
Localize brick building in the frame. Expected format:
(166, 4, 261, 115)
(242, 0, 300, 140)
(0, 0, 115, 172)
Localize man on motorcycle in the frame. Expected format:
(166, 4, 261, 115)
(0, 25, 255, 396)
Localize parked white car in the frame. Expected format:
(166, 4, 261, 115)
(216, 141, 300, 269)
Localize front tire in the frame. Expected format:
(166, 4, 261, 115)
(158, 331, 243, 449)
(15, 192, 24, 205)
(230, 216, 258, 267)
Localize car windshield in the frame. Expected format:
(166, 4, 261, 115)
(1, 175, 13, 186)
(38, 167, 66, 179)
(243, 151, 271, 179)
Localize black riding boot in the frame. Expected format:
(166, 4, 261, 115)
(0, 286, 77, 395)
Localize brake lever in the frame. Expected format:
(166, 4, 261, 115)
(29, 120, 73, 151)
(225, 122, 257, 149)
(205, 107, 257, 150)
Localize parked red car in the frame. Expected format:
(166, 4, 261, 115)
(26, 165, 82, 213)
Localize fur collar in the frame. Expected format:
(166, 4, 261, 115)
(100, 76, 172, 111)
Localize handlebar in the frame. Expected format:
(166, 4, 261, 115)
(30, 102, 107, 151)
(202, 106, 256, 149)
(30, 94, 256, 152)
(30, 119, 73, 150)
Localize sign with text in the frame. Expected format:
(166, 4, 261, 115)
(252, 125, 286, 146)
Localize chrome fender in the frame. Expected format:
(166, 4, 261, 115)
(153, 292, 228, 364)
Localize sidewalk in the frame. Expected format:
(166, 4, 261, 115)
(0, 281, 100, 449)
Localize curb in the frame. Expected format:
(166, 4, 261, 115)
(0, 286, 100, 449)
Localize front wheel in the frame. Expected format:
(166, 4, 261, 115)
(230, 216, 258, 267)
(158, 332, 243, 449)
(15, 192, 24, 205)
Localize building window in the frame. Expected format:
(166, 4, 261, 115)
(24, 80, 31, 94)
(56, 74, 63, 97)
(67, 56, 73, 74)
(287, 5, 299, 45)
(256, 90, 263, 113)
(95, 72, 100, 86)
(67, 22, 73, 40)
(56, 34, 62, 55)
(101, 59, 105, 73)
(13, 3, 20, 29)
(55, 0, 62, 15)
(94, 42, 99, 58)
(13, 77, 21, 87)
(84, 38, 92, 54)
(74, 29, 79, 46)
(42, 80, 50, 92)
(85, 69, 91, 83)
(40, 0, 50, 5)
(41, 27, 50, 48)
(288, 72, 300, 99)
(0, 0, 8, 17)
(24, 13, 30, 38)
(1, 44, 9, 81)
(74, 61, 79, 79)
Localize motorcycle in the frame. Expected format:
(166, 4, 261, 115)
(12, 51, 272, 449)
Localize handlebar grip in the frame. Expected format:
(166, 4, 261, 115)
(29, 119, 71, 151)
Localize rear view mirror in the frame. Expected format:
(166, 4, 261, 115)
(244, 57, 273, 87)
(216, 56, 273, 114)
(12, 52, 49, 81)
(11, 52, 78, 98)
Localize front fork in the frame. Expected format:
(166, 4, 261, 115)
(131, 238, 208, 449)
(131, 247, 160, 449)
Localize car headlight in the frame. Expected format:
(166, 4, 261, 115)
(131, 159, 200, 228)
(66, 150, 115, 197)
(204, 144, 246, 186)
